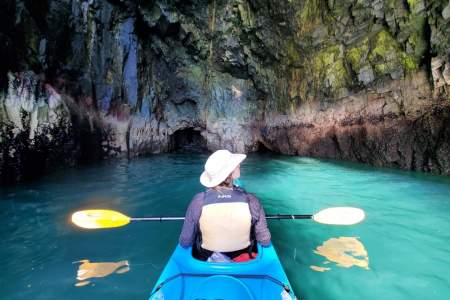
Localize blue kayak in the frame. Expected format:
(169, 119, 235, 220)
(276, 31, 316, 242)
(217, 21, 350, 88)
(148, 244, 297, 300)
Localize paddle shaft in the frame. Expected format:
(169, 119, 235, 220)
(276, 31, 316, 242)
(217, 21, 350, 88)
(130, 214, 312, 222)
(266, 214, 312, 220)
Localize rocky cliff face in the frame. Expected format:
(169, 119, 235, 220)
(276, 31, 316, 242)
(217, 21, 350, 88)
(1, 0, 449, 183)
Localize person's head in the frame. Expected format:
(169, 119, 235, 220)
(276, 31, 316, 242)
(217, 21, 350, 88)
(200, 149, 246, 188)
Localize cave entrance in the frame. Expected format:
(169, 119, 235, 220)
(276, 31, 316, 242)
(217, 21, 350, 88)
(255, 141, 275, 153)
(169, 128, 207, 153)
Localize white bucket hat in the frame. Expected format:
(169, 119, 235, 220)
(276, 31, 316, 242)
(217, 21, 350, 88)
(200, 150, 247, 188)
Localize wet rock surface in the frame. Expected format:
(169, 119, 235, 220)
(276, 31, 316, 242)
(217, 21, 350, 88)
(261, 72, 450, 174)
(0, 0, 449, 183)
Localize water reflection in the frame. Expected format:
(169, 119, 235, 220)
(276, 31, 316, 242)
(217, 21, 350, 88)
(74, 260, 130, 287)
(310, 237, 369, 272)
(310, 266, 331, 272)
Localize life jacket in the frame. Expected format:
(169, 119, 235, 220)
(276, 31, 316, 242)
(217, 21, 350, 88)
(199, 188, 252, 252)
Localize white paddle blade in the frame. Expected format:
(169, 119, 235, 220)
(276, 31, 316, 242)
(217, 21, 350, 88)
(312, 207, 365, 225)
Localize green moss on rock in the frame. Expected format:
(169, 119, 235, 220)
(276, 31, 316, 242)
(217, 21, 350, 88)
(368, 30, 419, 77)
(285, 39, 301, 63)
(401, 53, 419, 72)
(346, 37, 370, 72)
(238, 2, 253, 27)
(407, 0, 417, 10)
(406, 14, 428, 61)
(311, 44, 350, 96)
(296, 0, 326, 37)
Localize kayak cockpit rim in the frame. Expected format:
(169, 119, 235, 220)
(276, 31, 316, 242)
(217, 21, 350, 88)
(149, 273, 291, 298)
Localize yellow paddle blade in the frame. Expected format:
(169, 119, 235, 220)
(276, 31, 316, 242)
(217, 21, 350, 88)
(71, 210, 130, 229)
(312, 207, 365, 225)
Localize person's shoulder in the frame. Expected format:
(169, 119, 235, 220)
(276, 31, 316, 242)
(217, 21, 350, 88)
(241, 189, 257, 198)
(191, 191, 205, 202)
(233, 185, 248, 194)
(186, 191, 205, 211)
(231, 185, 249, 194)
(233, 187, 260, 203)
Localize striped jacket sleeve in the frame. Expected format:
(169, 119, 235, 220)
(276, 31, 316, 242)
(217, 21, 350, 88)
(247, 193, 271, 246)
(179, 192, 204, 248)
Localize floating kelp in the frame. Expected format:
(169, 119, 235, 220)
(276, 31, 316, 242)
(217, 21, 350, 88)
(310, 237, 369, 272)
(74, 259, 130, 287)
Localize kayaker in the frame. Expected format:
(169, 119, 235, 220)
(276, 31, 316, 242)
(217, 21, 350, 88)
(179, 149, 271, 261)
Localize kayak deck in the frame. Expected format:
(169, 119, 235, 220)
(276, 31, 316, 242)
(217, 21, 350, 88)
(149, 244, 297, 300)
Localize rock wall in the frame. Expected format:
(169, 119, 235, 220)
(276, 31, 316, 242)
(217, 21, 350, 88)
(1, 0, 449, 183)
(262, 72, 450, 173)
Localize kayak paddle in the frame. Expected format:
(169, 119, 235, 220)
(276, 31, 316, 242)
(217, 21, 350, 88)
(71, 207, 365, 229)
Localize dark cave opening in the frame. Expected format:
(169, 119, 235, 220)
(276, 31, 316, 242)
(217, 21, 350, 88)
(169, 128, 207, 153)
(255, 141, 276, 153)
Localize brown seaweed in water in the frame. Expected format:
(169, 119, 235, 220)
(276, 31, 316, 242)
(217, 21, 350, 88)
(310, 237, 369, 272)
(74, 259, 130, 287)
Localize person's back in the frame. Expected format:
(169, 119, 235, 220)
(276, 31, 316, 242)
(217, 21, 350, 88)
(179, 150, 271, 261)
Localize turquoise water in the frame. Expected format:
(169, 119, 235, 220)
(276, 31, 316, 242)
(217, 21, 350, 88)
(1, 154, 450, 300)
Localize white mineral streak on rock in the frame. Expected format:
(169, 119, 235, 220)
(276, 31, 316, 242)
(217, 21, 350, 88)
(443, 1, 450, 20)
(29, 109, 39, 140)
(103, 114, 130, 154)
(431, 57, 446, 88)
(5, 73, 25, 130)
(47, 85, 61, 110)
(80, 0, 94, 32)
(20, 81, 36, 113)
(2, 72, 68, 140)
(443, 61, 450, 85)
